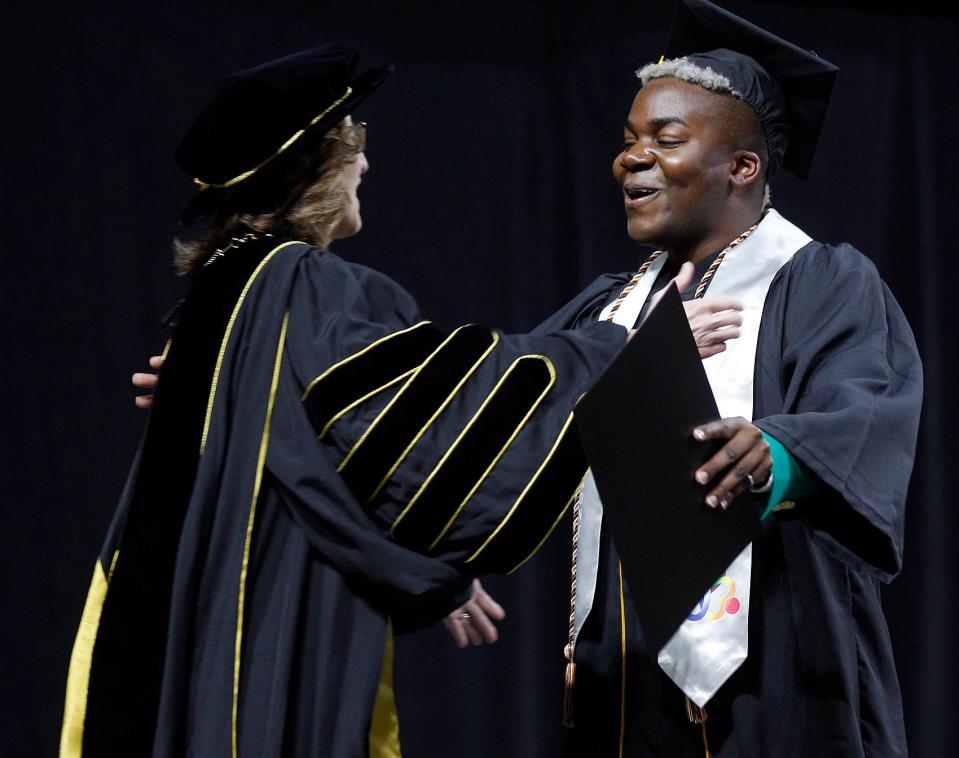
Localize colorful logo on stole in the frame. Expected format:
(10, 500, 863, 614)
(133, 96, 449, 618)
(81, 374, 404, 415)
(686, 576, 741, 621)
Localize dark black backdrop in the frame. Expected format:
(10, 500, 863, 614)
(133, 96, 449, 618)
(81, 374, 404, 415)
(3, 1, 957, 756)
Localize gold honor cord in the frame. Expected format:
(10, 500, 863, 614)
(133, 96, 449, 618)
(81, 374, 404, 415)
(200, 241, 303, 455)
(232, 310, 290, 758)
(562, 485, 583, 727)
(368, 620, 402, 758)
(424, 355, 556, 552)
(604, 251, 664, 323)
(693, 223, 758, 299)
(618, 561, 627, 758)
(194, 87, 353, 190)
(507, 474, 586, 576)
(561, 221, 761, 733)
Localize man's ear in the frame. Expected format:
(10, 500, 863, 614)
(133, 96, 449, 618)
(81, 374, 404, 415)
(730, 150, 763, 188)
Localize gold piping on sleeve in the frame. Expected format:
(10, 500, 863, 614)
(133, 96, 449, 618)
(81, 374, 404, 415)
(423, 356, 556, 551)
(59, 552, 118, 758)
(618, 561, 627, 758)
(200, 241, 302, 454)
(301, 321, 432, 401)
(160, 338, 173, 361)
(106, 549, 119, 583)
(232, 310, 289, 758)
(318, 369, 416, 439)
(391, 354, 553, 537)
(194, 87, 352, 190)
(464, 410, 576, 564)
(506, 472, 588, 575)
(336, 326, 497, 476)
(364, 333, 499, 503)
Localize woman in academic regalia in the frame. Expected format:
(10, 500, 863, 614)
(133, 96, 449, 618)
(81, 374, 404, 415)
(62, 42, 746, 758)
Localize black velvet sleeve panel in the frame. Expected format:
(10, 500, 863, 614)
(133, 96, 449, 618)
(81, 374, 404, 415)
(754, 242, 922, 581)
(278, 250, 627, 577)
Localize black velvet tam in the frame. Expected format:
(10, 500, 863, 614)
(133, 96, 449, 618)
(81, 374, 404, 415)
(662, 0, 838, 179)
(175, 44, 390, 189)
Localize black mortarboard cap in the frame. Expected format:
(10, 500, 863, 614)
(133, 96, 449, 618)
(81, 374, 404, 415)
(660, 0, 838, 179)
(576, 287, 759, 653)
(175, 44, 391, 221)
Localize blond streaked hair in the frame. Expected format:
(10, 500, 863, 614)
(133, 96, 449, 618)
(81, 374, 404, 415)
(637, 57, 772, 211)
(173, 120, 364, 274)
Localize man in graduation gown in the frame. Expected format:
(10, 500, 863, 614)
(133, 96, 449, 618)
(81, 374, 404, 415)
(552, 1, 922, 756)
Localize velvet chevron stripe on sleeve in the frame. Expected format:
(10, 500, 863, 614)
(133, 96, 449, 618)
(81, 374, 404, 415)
(301, 321, 446, 439)
(337, 325, 499, 503)
(389, 355, 556, 553)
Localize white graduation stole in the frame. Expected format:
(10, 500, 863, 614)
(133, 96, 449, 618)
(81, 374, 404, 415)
(575, 210, 811, 707)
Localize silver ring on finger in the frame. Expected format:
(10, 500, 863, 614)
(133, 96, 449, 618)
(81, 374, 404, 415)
(460, 611, 471, 622)
(745, 473, 755, 489)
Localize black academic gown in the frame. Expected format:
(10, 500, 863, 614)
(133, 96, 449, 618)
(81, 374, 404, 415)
(61, 237, 625, 758)
(549, 240, 922, 757)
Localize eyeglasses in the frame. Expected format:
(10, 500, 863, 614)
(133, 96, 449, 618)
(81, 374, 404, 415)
(349, 121, 367, 151)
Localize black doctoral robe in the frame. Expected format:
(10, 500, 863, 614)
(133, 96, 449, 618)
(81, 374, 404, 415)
(546, 240, 922, 757)
(60, 237, 626, 758)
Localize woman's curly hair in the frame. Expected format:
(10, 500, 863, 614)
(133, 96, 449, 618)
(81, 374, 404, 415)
(173, 120, 364, 274)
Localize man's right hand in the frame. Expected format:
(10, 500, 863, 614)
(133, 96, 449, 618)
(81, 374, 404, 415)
(643, 261, 743, 359)
(132, 355, 164, 408)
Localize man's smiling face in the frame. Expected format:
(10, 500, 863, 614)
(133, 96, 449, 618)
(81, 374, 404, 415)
(613, 77, 747, 253)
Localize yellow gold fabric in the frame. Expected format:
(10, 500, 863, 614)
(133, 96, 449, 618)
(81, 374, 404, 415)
(368, 620, 402, 758)
(618, 561, 626, 758)
(59, 553, 117, 758)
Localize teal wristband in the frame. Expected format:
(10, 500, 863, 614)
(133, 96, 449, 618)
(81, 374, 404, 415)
(759, 432, 819, 520)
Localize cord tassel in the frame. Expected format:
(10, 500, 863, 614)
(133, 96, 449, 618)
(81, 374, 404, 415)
(684, 697, 710, 757)
(685, 696, 707, 724)
(562, 652, 576, 727)
(563, 486, 584, 728)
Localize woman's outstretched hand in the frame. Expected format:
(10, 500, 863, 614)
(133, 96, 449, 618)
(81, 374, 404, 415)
(132, 355, 164, 408)
(442, 579, 506, 648)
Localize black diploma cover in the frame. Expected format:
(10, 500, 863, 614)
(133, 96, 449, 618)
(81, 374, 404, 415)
(576, 286, 758, 653)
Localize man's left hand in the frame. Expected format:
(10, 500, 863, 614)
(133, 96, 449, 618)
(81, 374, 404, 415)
(693, 417, 772, 509)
